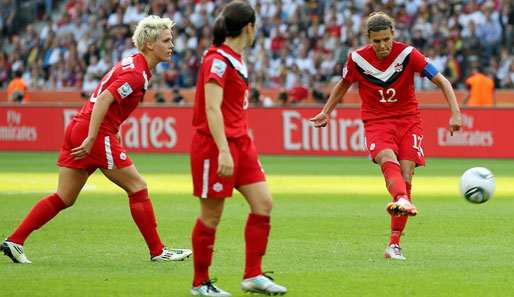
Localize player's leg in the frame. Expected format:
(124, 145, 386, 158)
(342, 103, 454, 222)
(191, 198, 231, 296)
(101, 165, 185, 260)
(2, 167, 88, 263)
(375, 149, 416, 216)
(386, 159, 416, 259)
(238, 182, 287, 295)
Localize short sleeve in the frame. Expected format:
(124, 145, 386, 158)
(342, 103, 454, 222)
(410, 47, 429, 75)
(342, 54, 356, 83)
(107, 70, 145, 103)
(203, 55, 228, 88)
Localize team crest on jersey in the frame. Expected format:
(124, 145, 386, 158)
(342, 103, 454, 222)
(211, 59, 227, 78)
(117, 82, 133, 99)
(394, 63, 403, 72)
(120, 152, 127, 160)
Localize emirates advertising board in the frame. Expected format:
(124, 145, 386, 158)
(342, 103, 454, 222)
(0, 106, 512, 158)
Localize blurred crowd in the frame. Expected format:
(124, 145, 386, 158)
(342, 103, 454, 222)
(2, 0, 514, 104)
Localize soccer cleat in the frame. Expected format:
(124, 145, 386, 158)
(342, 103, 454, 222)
(1, 238, 32, 263)
(241, 272, 287, 295)
(151, 246, 192, 262)
(191, 279, 232, 296)
(384, 244, 406, 260)
(386, 197, 418, 217)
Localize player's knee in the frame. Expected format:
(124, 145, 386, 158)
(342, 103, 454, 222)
(255, 195, 273, 215)
(204, 214, 222, 228)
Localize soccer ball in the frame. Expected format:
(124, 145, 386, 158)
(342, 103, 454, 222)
(459, 167, 496, 203)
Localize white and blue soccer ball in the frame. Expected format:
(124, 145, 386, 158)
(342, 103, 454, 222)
(459, 167, 496, 204)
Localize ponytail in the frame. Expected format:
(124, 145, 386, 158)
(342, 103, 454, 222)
(213, 15, 227, 46)
(211, 0, 255, 47)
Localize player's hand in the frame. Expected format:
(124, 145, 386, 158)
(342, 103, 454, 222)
(217, 150, 234, 178)
(71, 137, 95, 160)
(449, 112, 462, 136)
(310, 112, 329, 128)
(116, 133, 122, 145)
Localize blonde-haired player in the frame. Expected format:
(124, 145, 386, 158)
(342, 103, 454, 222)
(1, 15, 192, 263)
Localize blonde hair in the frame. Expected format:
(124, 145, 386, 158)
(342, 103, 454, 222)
(365, 12, 395, 36)
(132, 15, 175, 52)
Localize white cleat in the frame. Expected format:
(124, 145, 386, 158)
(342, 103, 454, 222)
(384, 244, 406, 260)
(151, 246, 192, 262)
(191, 279, 232, 296)
(1, 239, 32, 263)
(241, 273, 287, 295)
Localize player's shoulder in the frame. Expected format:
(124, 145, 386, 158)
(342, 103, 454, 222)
(351, 44, 374, 60)
(116, 54, 150, 81)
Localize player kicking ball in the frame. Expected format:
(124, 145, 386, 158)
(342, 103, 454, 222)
(311, 12, 462, 260)
(1, 16, 191, 264)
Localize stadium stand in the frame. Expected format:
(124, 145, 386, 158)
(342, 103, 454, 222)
(1, 0, 514, 105)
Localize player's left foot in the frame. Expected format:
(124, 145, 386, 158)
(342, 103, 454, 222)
(241, 272, 287, 295)
(386, 197, 418, 217)
(384, 244, 406, 260)
(151, 246, 192, 261)
(1, 238, 32, 263)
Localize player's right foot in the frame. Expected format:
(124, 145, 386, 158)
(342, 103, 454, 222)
(384, 244, 406, 260)
(191, 279, 231, 296)
(1, 238, 32, 263)
(386, 197, 418, 216)
(151, 246, 192, 261)
(241, 273, 287, 295)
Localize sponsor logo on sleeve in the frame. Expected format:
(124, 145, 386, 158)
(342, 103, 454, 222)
(210, 59, 227, 78)
(343, 66, 348, 78)
(117, 82, 133, 99)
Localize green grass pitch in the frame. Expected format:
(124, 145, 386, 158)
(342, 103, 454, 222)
(1, 152, 513, 297)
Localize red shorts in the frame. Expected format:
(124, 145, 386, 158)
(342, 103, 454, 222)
(364, 114, 425, 166)
(57, 119, 133, 175)
(190, 131, 266, 198)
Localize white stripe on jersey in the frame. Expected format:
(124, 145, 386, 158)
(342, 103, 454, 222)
(216, 49, 248, 79)
(105, 136, 114, 169)
(351, 46, 414, 82)
(201, 159, 210, 198)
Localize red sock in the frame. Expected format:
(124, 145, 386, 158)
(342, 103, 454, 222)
(381, 162, 407, 201)
(244, 213, 271, 279)
(128, 189, 164, 257)
(406, 182, 412, 201)
(192, 217, 216, 286)
(9, 193, 66, 245)
(389, 215, 408, 246)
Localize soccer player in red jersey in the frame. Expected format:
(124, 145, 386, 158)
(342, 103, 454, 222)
(311, 12, 462, 260)
(1, 15, 192, 264)
(189, 1, 287, 296)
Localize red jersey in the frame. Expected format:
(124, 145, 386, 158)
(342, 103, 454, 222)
(343, 41, 428, 121)
(193, 44, 250, 139)
(74, 53, 151, 134)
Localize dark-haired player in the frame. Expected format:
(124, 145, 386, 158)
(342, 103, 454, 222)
(311, 12, 462, 260)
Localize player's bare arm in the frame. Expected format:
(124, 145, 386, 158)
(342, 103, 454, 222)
(71, 90, 115, 160)
(204, 80, 234, 178)
(310, 79, 352, 128)
(430, 73, 462, 135)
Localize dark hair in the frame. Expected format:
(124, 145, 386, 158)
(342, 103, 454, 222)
(213, 0, 256, 46)
(14, 69, 23, 78)
(365, 12, 395, 36)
